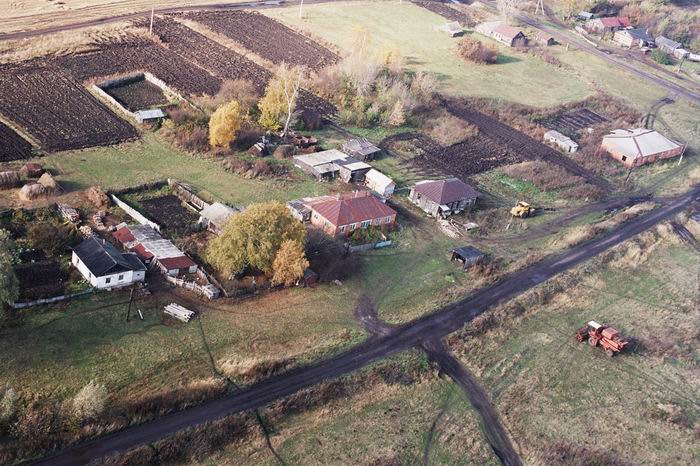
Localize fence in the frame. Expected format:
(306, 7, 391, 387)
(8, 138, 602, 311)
(168, 179, 210, 211)
(11, 288, 95, 309)
(111, 194, 161, 232)
(164, 274, 220, 299)
(347, 239, 392, 253)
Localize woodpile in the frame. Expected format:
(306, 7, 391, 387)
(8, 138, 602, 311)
(18, 182, 46, 201)
(20, 163, 44, 178)
(0, 171, 20, 189)
(38, 172, 60, 194)
(79, 225, 94, 237)
(57, 203, 80, 223)
(86, 186, 111, 209)
(164, 303, 195, 322)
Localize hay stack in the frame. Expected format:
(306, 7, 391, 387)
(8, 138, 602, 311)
(0, 171, 21, 190)
(86, 186, 111, 209)
(20, 163, 44, 178)
(37, 172, 59, 194)
(19, 182, 46, 201)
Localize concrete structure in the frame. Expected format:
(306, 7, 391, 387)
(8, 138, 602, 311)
(293, 149, 370, 182)
(475, 21, 527, 47)
(113, 223, 197, 276)
(451, 246, 486, 270)
(71, 236, 146, 289)
(601, 128, 686, 168)
(544, 130, 579, 153)
(343, 138, 382, 161)
(364, 169, 395, 199)
(409, 178, 479, 218)
(134, 109, 165, 123)
(198, 202, 237, 234)
(308, 191, 397, 238)
(613, 28, 654, 48)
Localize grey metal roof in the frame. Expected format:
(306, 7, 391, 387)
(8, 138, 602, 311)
(655, 36, 681, 50)
(452, 246, 485, 260)
(73, 236, 144, 276)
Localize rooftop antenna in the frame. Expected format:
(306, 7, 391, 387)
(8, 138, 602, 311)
(149, 7, 154, 36)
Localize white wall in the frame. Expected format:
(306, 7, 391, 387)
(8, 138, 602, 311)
(72, 252, 145, 290)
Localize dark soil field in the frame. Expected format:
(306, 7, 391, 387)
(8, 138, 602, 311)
(14, 260, 68, 301)
(541, 108, 608, 138)
(103, 78, 169, 111)
(0, 121, 32, 161)
(0, 64, 138, 152)
(182, 10, 339, 71)
(54, 37, 222, 96)
(412, 1, 474, 26)
(140, 194, 198, 234)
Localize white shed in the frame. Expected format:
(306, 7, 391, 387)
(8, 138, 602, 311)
(364, 169, 395, 199)
(544, 130, 579, 153)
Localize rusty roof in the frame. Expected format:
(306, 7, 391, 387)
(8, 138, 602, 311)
(310, 191, 396, 226)
(413, 178, 479, 204)
(158, 256, 197, 271)
(493, 24, 525, 41)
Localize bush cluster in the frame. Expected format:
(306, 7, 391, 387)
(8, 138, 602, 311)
(457, 36, 498, 64)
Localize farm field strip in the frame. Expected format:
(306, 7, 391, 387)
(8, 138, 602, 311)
(182, 10, 339, 71)
(0, 121, 33, 161)
(0, 64, 138, 152)
(411, 0, 473, 25)
(543, 107, 608, 137)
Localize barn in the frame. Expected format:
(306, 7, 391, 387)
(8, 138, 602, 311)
(601, 128, 686, 168)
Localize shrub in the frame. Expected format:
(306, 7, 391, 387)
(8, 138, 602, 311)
(457, 36, 498, 64)
(209, 100, 243, 148)
(195, 79, 259, 114)
(71, 381, 108, 422)
(26, 223, 78, 257)
(651, 49, 673, 65)
(422, 112, 479, 146)
(271, 239, 309, 286)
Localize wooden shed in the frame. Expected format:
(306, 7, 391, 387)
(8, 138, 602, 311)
(451, 246, 486, 270)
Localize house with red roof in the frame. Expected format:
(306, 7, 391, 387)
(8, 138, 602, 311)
(308, 191, 397, 238)
(409, 178, 479, 218)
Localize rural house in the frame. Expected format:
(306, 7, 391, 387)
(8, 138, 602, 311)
(613, 28, 654, 48)
(451, 246, 486, 270)
(475, 21, 528, 47)
(72, 236, 146, 289)
(198, 202, 238, 234)
(409, 178, 479, 218)
(364, 169, 395, 199)
(293, 149, 371, 182)
(113, 224, 198, 276)
(308, 191, 397, 238)
(585, 16, 630, 34)
(343, 138, 382, 161)
(544, 130, 579, 153)
(601, 128, 686, 168)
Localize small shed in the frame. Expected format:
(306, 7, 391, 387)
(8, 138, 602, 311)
(536, 32, 556, 46)
(0, 171, 21, 190)
(364, 169, 395, 199)
(451, 246, 485, 270)
(342, 138, 382, 161)
(198, 202, 237, 234)
(438, 21, 464, 37)
(544, 130, 579, 153)
(655, 36, 681, 54)
(134, 109, 166, 124)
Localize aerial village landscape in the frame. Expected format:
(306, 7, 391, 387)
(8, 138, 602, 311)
(0, 0, 699, 464)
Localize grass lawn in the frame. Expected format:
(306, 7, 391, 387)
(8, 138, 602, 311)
(264, 2, 591, 107)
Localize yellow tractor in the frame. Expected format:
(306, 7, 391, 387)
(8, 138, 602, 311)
(510, 201, 536, 218)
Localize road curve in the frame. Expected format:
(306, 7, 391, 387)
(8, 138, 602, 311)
(31, 185, 700, 466)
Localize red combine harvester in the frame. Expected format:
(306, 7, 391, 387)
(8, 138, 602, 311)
(576, 321, 629, 357)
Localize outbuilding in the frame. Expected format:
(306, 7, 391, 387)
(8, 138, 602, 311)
(343, 138, 382, 161)
(438, 21, 464, 37)
(655, 36, 682, 54)
(451, 246, 486, 270)
(544, 130, 579, 153)
(364, 169, 395, 199)
(475, 21, 528, 47)
(601, 128, 686, 168)
(198, 202, 238, 234)
(71, 236, 146, 289)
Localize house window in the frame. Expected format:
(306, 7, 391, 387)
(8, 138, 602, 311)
(118, 274, 124, 281)
(375, 218, 382, 226)
(385, 216, 392, 224)
(105, 277, 111, 284)
(339, 225, 346, 233)
(621, 155, 627, 161)
(361, 220, 371, 228)
(349, 223, 357, 231)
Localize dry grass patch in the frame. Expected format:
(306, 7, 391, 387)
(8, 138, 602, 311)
(421, 110, 478, 146)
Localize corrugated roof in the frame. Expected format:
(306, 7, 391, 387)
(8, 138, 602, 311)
(73, 236, 145, 276)
(199, 202, 237, 229)
(365, 169, 394, 191)
(413, 178, 480, 204)
(493, 24, 524, 41)
(656, 36, 681, 50)
(294, 149, 349, 167)
(602, 128, 683, 159)
(310, 191, 396, 226)
(159, 256, 197, 271)
(343, 138, 380, 156)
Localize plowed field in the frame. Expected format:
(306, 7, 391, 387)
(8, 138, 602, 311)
(182, 10, 339, 71)
(104, 78, 169, 111)
(412, 1, 473, 26)
(0, 64, 137, 152)
(0, 122, 33, 161)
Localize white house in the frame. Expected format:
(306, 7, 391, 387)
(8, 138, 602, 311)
(364, 169, 395, 199)
(71, 236, 146, 289)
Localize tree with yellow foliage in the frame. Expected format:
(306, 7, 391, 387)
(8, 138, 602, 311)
(271, 239, 309, 286)
(258, 63, 304, 137)
(205, 202, 306, 277)
(208, 100, 243, 148)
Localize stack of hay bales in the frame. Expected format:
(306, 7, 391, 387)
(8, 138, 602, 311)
(0, 171, 21, 190)
(86, 186, 111, 209)
(20, 163, 44, 178)
(37, 172, 60, 194)
(19, 182, 46, 201)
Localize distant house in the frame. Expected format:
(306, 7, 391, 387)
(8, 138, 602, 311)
(544, 130, 578, 153)
(113, 224, 197, 276)
(293, 149, 370, 182)
(71, 236, 146, 289)
(536, 32, 556, 46)
(655, 36, 682, 54)
(409, 178, 479, 218)
(475, 21, 528, 47)
(577, 11, 595, 21)
(342, 138, 382, 161)
(198, 202, 238, 235)
(308, 191, 397, 238)
(601, 128, 686, 168)
(438, 21, 464, 37)
(585, 17, 630, 34)
(451, 246, 486, 270)
(613, 28, 654, 48)
(364, 169, 395, 199)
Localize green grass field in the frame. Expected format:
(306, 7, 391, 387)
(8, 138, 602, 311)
(264, 2, 591, 107)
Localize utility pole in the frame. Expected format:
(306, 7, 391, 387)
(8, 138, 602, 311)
(678, 143, 687, 166)
(299, 0, 304, 19)
(149, 6, 154, 36)
(535, 0, 544, 16)
(126, 286, 135, 322)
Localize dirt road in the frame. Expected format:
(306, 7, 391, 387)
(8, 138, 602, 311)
(31, 185, 700, 466)
(422, 340, 522, 466)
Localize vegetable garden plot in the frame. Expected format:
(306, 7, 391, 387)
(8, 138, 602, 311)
(0, 121, 32, 161)
(182, 11, 339, 71)
(412, 1, 474, 26)
(542, 108, 608, 138)
(0, 64, 138, 152)
(14, 260, 68, 301)
(139, 194, 198, 234)
(55, 38, 221, 96)
(103, 78, 169, 111)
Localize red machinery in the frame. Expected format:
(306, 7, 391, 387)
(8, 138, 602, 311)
(576, 320, 629, 357)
